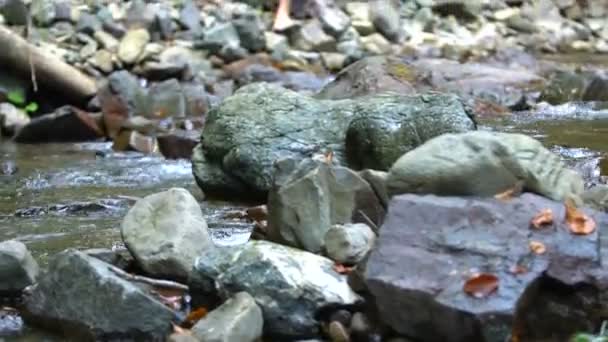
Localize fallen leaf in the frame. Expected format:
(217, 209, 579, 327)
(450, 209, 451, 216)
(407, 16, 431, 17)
(530, 208, 553, 229)
(529, 241, 546, 255)
(494, 181, 524, 201)
(565, 198, 596, 235)
(509, 264, 528, 275)
(183, 307, 208, 327)
(463, 273, 499, 298)
(333, 263, 355, 275)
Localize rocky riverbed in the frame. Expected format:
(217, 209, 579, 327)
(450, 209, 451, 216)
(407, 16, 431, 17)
(2, 0, 608, 341)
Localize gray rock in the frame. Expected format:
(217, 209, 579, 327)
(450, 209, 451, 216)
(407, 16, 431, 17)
(320, 52, 347, 71)
(189, 240, 361, 338)
(30, 0, 56, 26)
(125, 0, 155, 30)
(153, 3, 174, 40)
(182, 82, 210, 117)
(361, 33, 393, 55)
(118, 28, 150, 64)
(432, 0, 482, 20)
(324, 223, 376, 264)
(94, 30, 119, 52)
(233, 10, 266, 52)
(387, 131, 585, 203)
(0, 240, 39, 294)
(582, 74, 608, 102)
(192, 83, 475, 198)
(292, 19, 337, 52)
(76, 12, 102, 35)
(179, 0, 201, 32)
(146, 79, 187, 119)
(13, 106, 104, 143)
(0, 0, 28, 25)
(267, 158, 383, 253)
(539, 70, 591, 105)
(312, 0, 350, 37)
(22, 250, 175, 341)
(192, 292, 263, 342)
(369, 0, 403, 42)
(91, 49, 113, 73)
(365, 193, 608, 341)
(265, 32, 289, 53)
(345, 2, 375, 36)
(195, 22, 240, 55)
(121, 188, 213, 281)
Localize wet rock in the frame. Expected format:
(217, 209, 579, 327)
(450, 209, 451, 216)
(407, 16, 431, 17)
(192, 83, 475, 198)
(118, 28, 150, 64)
(539, 70, 590, 105)
(369, 0, 402, 42)
(345, 2, 375, 36)
(14, 106, 104, 143)
(182, 82, 210, 117)
(192, 292, 263, 342)
(387, 131, 585, 203)
(365, 193, 608, 341)
(0, 240, 39, 295)
(0, 0, 27, 25)
(157, 130, 199, 160)
(98, 70, 147, 138)
(189, 240, 361, 338)
(582, 74, 608, 102)
(233, 9, 266, 52)
(121, 188, 213, 281)
(316, 56, 417, 100)
(147, 79, 186, 119)
(84, 248, 134, 271)
(1, 160, 17, 175)
(112, 129, 158, 154)
(0, 102, 29, 136)
(293, 19, 337, 52)
(361, 33, 393, 55)
(22, 249, 175, 341)
(195, 22, 240, 55)
(324, 223, 376, 265)
(312, 0, 350, 37)
(267, 158, 382, 253)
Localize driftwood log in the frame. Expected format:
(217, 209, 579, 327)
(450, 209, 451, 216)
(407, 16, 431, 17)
(0, 25, 97, 102)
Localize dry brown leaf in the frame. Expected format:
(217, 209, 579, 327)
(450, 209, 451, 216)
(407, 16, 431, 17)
(494, 181, 524, 201)
(463, 273, 499, 298)
(529, 241, 546, 255)
(565, 198, 596, 235)
(333, 263, 355, 275)
(183, 307, 208, 328)
(530, 208, 553, 229)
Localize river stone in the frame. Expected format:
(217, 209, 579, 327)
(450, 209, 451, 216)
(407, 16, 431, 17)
(582, 74, 608, 102)
(369, 0, 402, 42)
(146, 79, 186, 118)
(387, 131, 585, 203)
(121, 188, 214, 281)
(267, 158, 383, 253)
(365, 193, 608, 341)
(189, 240, 361, 339)
(195, 22, 240, 55)
(14, 106, 104, 143)
(192, 82, 475, 199)
(0, 0, 28, 25)
(538, 70, 590, 105)
(118, 28, 150, 64)
(233, 9, 266, 52)
(324, 223, 376, 265)
(22, 249, 175, 340)
(0, 240, 39, 295)
(312, 0, 350, 37)
(192, 292, 263, 342)
(292, 19, 337, 52)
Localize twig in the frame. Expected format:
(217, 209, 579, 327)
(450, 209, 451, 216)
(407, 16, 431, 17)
(358, 210, 379, 233)
(25, 11, 38, 92)
(108, 265, 189, 291)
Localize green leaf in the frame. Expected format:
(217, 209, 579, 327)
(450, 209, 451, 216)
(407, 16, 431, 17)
(24, 102, 38, 113)
(570, 334, 595, 342)
(7, 90, 25, 105)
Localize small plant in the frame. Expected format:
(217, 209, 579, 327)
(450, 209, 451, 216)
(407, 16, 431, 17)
(571, 321, 608, 342)
(6, 89, 38, 115)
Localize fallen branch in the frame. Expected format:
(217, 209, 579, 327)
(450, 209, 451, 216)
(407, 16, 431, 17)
(0, 25, 97, 102)
(108, 265, 189, 291)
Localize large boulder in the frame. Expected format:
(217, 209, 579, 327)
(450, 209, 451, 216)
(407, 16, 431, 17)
(22, 250, 175, 341)
(189, 241, 361, 339)
(192, 82, 476, 199)
(365, 193, 608, 341)
(0, 240, 39, 295)
(13, 106, 104, 143)
(267, 158, 384, 253)
(192, 292, 263, 342)
(387, 131, 585, 203)
(121, 188, 214, 281)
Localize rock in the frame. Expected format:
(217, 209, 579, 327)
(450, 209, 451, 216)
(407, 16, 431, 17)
(265, 31, 289, 53)
(118, 28, 150, 64)
(324, 223, 376, 265)
(328, 321, 349, 342)
(192, 292, 263, 342)
(357, 169, 389, 208)
(98, 70, 147, 138)
(0, 0, 28, 25)
(112, 129, 158, 154)
(582, 74, 608, 102)
(157, 130, 199, 160)
(267, 158, 383, 253)
(121, 188, 213, 281)
(538, 70, 590, 105)
(189, 240, 361, 338)
(182, 82, 210, 117)
(293, 19, 337, 52)
(0, 102, 29, 136)
(90, 49, 114, 73)
(30, 0, 56, 26)
(361, 33, 393, 55)
(147, 79, 186, 118)
(94, 30, 119, 52)
(84, 248, 133, 271)
(125, 0, 155, 30)
(233, 9, 266, 52)
(76, 13, 102, 35)
(0, 240, 39, 295)
(321, 52, 347, 71)
(345, 2, 375, 36)
(316, 56, 417, 100)
(179, 0, 201, 32)
(192, 83, 475, 198)
(387, 131, 585, 203)
(195, 22, 240, 55)
(432, 0, 482, 20)
(153, 3, 174, 40)
(350, 312, 372, 341)
(1, 160, 17, 175)
(369, 0, 402, 42)
(14, 106, 104, 143)
(22, 249, 175, 340)
(365, 193, 608, 341)
(312, 0, 350, 37)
